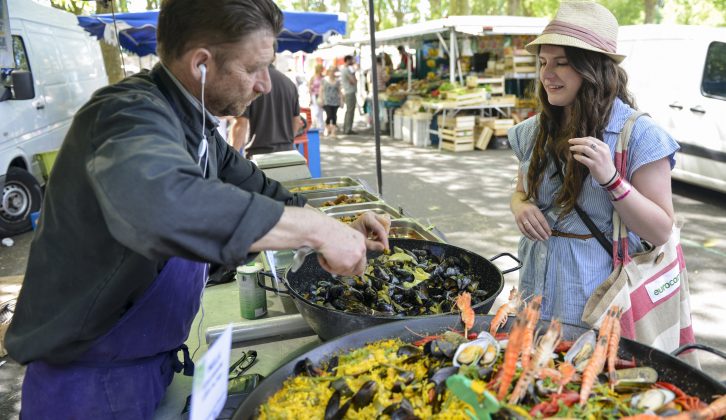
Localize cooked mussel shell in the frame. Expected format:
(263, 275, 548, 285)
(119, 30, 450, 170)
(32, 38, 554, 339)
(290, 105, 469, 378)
(329, 377, 353, 398)
(397, 344, 422, 358)
(293, 358, 322, 377)
(429, 365, 459, 388)
(453, 335, 500, 367)
(564, 330, 596, 371)
(324, 390, 351, 420)
(383, 397, 419, 420)
(424, 339, 457, 359)
(351, 380, 378, 409)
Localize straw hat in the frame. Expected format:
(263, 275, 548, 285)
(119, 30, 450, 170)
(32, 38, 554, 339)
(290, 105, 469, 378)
(526, 0, 625, 63)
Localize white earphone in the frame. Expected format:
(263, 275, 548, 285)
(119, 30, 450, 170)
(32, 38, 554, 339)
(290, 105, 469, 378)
(197, 63, 208, 175)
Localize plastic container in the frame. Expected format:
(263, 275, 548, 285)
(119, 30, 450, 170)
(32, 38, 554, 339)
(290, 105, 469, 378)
(30, 211, 40, 230)
(393, 111, 403, 140)
(237, 262, 267, 320)
(412, 113, 432, 148)
(401, 115, 413, 143)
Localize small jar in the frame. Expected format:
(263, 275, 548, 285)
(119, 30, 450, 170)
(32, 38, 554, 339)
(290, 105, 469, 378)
(236, 262, 267, 320)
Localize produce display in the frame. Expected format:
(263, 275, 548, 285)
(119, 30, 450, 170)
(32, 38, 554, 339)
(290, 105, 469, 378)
(301, 247, 490, 316)
(256, 295, 726, 419)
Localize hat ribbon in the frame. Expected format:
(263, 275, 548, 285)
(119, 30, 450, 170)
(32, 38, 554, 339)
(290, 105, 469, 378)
(542, 20, 617, 54)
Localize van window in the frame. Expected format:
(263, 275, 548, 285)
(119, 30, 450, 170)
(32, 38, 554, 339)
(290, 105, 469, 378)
(702, 41, 726, 100)
(1, 36, 30, 84)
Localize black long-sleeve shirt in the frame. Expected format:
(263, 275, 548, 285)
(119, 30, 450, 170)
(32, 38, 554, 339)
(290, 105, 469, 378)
(6, 64, 305, 364)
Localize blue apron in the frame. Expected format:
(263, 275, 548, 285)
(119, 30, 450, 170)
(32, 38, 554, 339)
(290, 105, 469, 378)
(21, 257, 207, 419)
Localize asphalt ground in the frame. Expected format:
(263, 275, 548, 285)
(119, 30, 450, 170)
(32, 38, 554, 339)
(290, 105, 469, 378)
(0, 124, 725, 418)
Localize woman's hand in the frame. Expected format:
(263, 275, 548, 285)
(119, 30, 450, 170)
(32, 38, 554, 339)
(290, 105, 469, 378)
(511, 191, 551, 241)
(568, 136, 617, 185)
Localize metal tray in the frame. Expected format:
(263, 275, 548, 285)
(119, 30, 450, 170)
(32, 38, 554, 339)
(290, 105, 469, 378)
(282, 176, 363, 194)
(304, 188, 381, 209)
(322, 202, 403, 223)
(388, 218, 445, 242)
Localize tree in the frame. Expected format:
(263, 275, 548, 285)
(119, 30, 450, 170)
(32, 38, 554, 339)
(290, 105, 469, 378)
(450, 0, 470, 15)
(146, 0, 160, 10)
(643, 0, 657, 23)
(95, 1, 125, 84)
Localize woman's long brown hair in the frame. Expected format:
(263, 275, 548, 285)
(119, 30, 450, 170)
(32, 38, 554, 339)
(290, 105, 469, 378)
(526, 47, 636, 217)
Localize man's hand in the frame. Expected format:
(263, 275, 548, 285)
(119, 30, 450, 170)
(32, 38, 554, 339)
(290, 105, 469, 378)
(349, 211, 391, 252)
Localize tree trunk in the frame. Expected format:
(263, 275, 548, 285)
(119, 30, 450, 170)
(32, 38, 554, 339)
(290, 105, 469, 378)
(643, 0, 657, 23)
(508, 0, 521, 15)
(450, 0, 470, 15)
(146, 0, 160, 10)
(96, 1, 125, 84)
(429, 0, 443, 18)
(385, 0, 405, 27)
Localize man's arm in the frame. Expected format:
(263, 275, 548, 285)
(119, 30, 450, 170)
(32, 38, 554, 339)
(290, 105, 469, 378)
(228, 116, 249, 152)
(293, 115, 305, 137)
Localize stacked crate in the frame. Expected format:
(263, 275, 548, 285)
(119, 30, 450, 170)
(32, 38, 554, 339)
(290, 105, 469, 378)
(438, 115, 476, 152)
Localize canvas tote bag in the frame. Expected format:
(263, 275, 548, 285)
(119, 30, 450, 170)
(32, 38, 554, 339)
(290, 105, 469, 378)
(581, 112, 697, 364)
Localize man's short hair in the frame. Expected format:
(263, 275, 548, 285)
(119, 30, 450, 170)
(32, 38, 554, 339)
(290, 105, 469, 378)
(344, 55, 354, 63)
(157, 0, 283, 65)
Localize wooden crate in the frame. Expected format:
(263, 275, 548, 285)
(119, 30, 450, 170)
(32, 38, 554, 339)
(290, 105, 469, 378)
(441, 139, 475, 152)
(474, 126, 494, 150)
(494, 118, 515, 137)
(438, 115, 476, 130)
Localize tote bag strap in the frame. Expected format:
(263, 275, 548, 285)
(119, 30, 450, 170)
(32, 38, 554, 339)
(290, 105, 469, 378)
(612, 111, 649, 265)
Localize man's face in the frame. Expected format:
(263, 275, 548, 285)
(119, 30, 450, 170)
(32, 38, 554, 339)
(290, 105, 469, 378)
(206, 31, 275, 117)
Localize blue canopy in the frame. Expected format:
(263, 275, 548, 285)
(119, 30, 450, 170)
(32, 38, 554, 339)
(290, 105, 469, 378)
(77, 10, 346, 56)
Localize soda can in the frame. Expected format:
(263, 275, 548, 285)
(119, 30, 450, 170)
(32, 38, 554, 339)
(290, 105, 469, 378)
(237, 262, 267, 319)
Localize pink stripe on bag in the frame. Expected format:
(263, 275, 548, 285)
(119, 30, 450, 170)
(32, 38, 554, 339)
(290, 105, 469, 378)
(677, 244, 686, 270)
(619, 308, 636, 340)
(680, 325, 695, 346)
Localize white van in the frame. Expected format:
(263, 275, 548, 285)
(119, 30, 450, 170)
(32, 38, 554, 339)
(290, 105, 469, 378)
(0, 0, 107, 235)
(618, 25, 726, 194)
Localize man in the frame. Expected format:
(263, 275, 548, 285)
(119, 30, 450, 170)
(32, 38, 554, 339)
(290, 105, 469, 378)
(340, 54, 358, 135)
(228, 65, 305, 157)
(5, 0, 388, 417)
(397, 45, 410, 71)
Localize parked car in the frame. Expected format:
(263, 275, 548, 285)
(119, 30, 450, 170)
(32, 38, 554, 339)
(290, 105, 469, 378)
(619, 24, 726, 194)
(0, 0, 107, 235)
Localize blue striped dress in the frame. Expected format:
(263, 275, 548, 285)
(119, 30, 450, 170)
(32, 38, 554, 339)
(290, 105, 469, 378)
(508, 98, 680, 328)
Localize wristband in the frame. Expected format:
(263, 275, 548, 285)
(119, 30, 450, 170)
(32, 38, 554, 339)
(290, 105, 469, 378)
(599, 170, 619, 188)
(604, 175, 632, 201)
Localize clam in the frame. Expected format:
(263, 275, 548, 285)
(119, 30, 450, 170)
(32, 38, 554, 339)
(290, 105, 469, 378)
(453, 335, 500, 367)
(564, 330, 596, 371)
(631, 388, 676, 412)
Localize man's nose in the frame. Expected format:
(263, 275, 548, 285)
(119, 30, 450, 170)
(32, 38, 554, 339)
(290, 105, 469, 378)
(254, 69, 272, 94)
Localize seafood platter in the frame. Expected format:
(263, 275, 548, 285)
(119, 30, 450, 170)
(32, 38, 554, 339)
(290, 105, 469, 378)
(322, 202, 403, 223)
(233, 295, 726, 420)
(282, 176, 365, 193)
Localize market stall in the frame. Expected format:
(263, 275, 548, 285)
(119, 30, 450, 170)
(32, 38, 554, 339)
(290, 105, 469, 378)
(337, 15, 547, 151)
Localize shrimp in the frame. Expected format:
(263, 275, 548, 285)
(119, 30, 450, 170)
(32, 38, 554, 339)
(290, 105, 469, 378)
(508, 319, 561, 404)
(456, 292, 475, 337)
(607, 306, 622, 388)
(579, 307, 616, 406)
(496, 315, 525, 401)
(519, 295, 542, 371)
(489, 286, 521, 336)
(557, 361, 576, 394)
(666, 394, 726, 420)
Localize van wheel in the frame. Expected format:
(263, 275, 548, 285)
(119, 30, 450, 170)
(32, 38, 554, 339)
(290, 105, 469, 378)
(0, 167, 42, 236)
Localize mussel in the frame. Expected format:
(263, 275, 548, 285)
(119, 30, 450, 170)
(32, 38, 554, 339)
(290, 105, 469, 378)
(453, 334, 500, 367)
(564, 330, 596, 371)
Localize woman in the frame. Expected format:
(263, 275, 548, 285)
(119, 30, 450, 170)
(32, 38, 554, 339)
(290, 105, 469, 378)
(508, 0, 679, 327)
(308, 63, 325, 129)
(322, 66, 343, 137)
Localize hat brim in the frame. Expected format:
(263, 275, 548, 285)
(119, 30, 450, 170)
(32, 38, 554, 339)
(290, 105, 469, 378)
(526, 33, 625, 63)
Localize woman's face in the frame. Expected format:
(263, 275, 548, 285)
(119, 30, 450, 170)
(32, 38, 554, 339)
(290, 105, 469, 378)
(538, 45, 583, 109)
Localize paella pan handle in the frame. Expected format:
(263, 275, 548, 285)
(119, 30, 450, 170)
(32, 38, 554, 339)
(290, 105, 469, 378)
(256, 271, 291, 296)
(671, 343, 726, 362)
(488, 252, 522, 274)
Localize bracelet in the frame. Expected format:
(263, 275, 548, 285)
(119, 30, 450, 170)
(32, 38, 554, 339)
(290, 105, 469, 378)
(604, 174, 632, 201)
(599, 170, 619, 187)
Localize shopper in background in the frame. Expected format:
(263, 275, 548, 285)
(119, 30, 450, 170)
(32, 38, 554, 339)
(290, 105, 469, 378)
(508, 0, 678, 327)
(308, 63, 325, 129)
(340, 55, 358, 135)
(322, 65, 343, 137)
(397, 45, 410, 71)
(228, 65, 304, 157)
